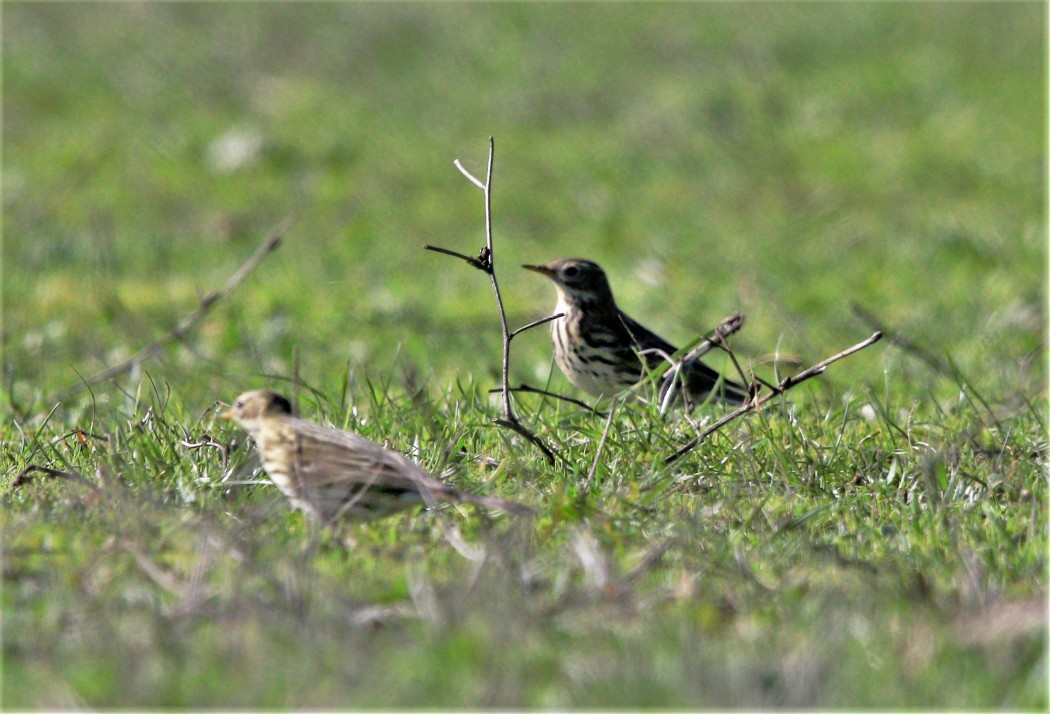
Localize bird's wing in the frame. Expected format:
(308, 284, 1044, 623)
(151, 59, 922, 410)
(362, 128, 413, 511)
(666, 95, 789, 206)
(288, 418, 447, 495)
(617, 309, 749, 403)
(616, 310, 678, 367)
(287, 419, 529, 515)
(659, 354, 750, 406)
(610, 311, 751, 406)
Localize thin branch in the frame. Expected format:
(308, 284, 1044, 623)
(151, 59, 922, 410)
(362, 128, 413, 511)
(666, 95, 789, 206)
(658, 312, 749, 414)
(476, 140, 517, 423)
(665, 331, 883, 464)
(719, 336, 754, 398)
(426, 138, 558, 464)
(51, 219, 289, 402)
(774, 331, 882, 388)
(677, 311, 746, 362)
(509, 312, 564, 339)
(493, 418, 557, 463)
(423, 244, 488, 271)
(753, 373, 781, 393)
(453, 159, 486, 190)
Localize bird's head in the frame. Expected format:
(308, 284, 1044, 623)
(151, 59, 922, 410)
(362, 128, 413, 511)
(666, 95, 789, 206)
(222, 390, 293, 424)
(523, 258, 615, 304)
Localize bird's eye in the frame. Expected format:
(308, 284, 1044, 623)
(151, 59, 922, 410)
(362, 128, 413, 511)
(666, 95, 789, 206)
(235, 400, 245, 408)
(563, 265, 579, 278)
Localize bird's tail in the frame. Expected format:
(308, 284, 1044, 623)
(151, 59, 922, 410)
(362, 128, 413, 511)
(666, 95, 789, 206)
(657, 311, 751, 407)
(659, 358, 751, 408)
(711, 374, 750, 405)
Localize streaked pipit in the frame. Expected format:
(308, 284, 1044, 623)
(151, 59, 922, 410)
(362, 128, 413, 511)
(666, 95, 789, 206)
(223, 390, 528, 523)
(524, 258, 748, 405)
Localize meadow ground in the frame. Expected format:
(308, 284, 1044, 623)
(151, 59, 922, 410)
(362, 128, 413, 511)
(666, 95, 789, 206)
(3, 3, 1047, 707)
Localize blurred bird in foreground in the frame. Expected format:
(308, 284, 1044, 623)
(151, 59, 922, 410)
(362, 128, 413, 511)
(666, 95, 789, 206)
(524, 258, 750, 407)
(223, 390, 528, 524)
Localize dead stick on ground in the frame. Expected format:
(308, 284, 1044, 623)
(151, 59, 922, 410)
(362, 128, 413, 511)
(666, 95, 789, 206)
(665, 331, 883, 464)
(425, 138, 559, 464)
(51, 219, 289, 403)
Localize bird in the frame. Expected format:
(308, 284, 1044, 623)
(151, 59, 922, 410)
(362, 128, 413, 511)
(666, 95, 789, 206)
(222, 390, 529, 524)
(523, 258, 749, 406)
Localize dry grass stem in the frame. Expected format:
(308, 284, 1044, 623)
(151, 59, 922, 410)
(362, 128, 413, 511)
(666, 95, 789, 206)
(50, 218, 290, 403)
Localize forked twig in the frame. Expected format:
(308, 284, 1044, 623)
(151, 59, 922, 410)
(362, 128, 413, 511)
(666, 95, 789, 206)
(425, 138, 558, 464)
(423, 244, 488, 271)
(51, 219, 290, 402)
(665, 331, 883, 464)
(678, 311, 746, 363)
(658, 312, 749, 413)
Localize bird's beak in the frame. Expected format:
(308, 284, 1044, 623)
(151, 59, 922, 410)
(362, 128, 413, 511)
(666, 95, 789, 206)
(220, 408, 235, 420)
(522, 263, 554, 276)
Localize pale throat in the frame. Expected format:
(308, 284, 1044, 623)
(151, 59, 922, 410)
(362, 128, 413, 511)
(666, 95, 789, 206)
(553, 286, 599, 313)
(553, 288, 574, 316)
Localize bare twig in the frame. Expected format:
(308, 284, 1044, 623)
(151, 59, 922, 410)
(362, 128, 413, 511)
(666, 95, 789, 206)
(704, 318, 752, 386)
(51, 219, 289, 402)
(426, 138, 558, 464)
(656, 312, 749, 413)
(492, 417, 556, 463)
(665, 331, 883, 464)
(509, 312, 565, 339)
(423, 244, 489, 271)
(677, 312, 746, 363)
(454, 159, 486, 190)
(717, 333, 758, 405)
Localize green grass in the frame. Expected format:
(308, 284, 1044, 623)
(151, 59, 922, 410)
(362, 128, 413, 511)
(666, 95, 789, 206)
(3, 2, 1046, 708)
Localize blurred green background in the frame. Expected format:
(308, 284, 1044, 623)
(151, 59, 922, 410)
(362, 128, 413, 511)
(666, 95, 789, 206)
(5, 2, 1044, 412)
(3, 3, 1046, 708)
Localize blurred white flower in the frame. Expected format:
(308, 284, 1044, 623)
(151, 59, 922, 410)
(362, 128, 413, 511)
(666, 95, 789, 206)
(206, 125, 263, 173)
(634, 257, 665, 288)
